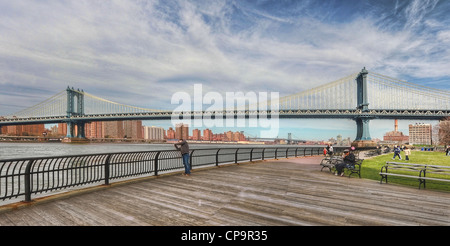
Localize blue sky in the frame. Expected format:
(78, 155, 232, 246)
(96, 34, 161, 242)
(0, 0, 449, 140)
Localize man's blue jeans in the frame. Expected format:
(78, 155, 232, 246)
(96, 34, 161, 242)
(182, 153, 191, 174)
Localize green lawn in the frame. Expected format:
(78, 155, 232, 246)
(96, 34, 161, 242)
(360, 151, 450, 191)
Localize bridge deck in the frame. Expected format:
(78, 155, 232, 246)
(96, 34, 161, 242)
(1, 156, 450, 226)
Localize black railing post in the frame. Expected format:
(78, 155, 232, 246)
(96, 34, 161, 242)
(24, 159, 34, 202)
(105, 154, 111, 185)
(154, 151, 161, 176)
(286, 148, 289, 158)
(250, 148, 254, 162)
(275, 148, 278, 159)
(262, 148, 265, 160)
(295, 147, 298, 157)
(235, 148, 239, 164)
(216, 149, 220, 166)
(190, 150, 195, 171)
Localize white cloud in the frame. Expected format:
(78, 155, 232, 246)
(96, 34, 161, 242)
(0, 0, 449, 116)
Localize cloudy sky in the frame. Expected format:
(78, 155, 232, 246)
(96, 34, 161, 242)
(0, 0, 449, 140)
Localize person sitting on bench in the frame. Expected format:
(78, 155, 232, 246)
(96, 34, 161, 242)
(335, 149, 356, 177)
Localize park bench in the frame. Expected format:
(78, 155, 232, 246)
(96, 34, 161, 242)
(320, 156, 363, 178)
(380, 162, 450, 189)
(320, 156, 340, 172)
(347, 159, 363, 178)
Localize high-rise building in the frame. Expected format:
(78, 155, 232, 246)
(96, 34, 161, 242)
(103, 121, 124, 138)
(3, 124, 45, 136)
(123, 120, 143, 139)
(203, 129, 212, 141)
(143, 126, 164, 140)
(58, 123, 67, 136)
(175, 123, 189, 140)
(337, 134, 343, 146)
(192, 129, 201, 140)
(166, 127, 176, 139)
(225, 131, 233, 141)
(409, 123, 432, 145)
(85, 121, 104, 138)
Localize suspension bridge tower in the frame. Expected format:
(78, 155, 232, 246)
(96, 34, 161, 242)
(65, 86, 86, 139)
(352, 67, 377, 148)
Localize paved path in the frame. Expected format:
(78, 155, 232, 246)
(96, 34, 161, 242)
(1, 156, 450, 226)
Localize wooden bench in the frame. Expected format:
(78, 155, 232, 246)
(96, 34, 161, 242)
(320, 157, 363, 178)
(380, 162, 450, 189)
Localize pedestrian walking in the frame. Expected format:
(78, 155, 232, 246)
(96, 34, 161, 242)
(392, 145, 402, 160)
(404, 146, 411, 161)
(174, 138, 191, 176)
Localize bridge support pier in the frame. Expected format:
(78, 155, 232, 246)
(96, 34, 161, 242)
(66, 121, 73, 138)
(65, 121, 86, 139)
(76, 122, 86, 138)
(355, 117, 371, 141)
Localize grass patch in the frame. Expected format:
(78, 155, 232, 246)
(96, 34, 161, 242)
(361, 151, 450, 191)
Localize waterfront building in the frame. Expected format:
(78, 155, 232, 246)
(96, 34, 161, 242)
(143, 126, 164, 140)
(175, 123, 189, 140)
(203, 129, 212, 141)
(103, 121, 124, 138)
(192, 129, 201, 140)
(226, 131, 233, 141)
(166, 127, 175, 139)
(85, 121, 104, 138)
(383, 119, 409, 144)
(58, 123, 67, 136)
(409, 123, 432, 145)
(123, 120, 143, 139)
(3, 124, 45, 136)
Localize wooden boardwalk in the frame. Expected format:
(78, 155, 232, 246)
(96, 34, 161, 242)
(1, 156, 450, 226)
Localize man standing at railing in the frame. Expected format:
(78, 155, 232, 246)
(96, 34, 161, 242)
(175, 139, 191, 176)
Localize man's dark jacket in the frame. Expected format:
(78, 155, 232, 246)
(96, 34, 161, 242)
(174, 140, 190, 155)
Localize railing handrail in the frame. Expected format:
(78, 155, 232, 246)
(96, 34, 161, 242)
(0, 146, 347, 203)
(0, 146, 308, 162)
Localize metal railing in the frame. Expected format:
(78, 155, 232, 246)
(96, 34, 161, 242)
(0, 146, 342, 203)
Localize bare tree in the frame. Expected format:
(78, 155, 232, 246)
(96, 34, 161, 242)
(439, 117, 450, 145)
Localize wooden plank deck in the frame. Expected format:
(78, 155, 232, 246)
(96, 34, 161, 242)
(1, 156, 450, 226)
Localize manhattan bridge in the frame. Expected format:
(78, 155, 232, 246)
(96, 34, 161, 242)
(0, 68, 449, 142)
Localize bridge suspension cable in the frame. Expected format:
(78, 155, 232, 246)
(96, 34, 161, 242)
(368, 72, 450, 110)
(82, 92, 163, 115)
(277, 72, 359, 110)
(5, 90, 67, 118)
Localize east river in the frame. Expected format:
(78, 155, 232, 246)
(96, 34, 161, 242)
(0, 142, 311, 160)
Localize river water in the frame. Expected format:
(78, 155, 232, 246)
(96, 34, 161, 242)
(0, 142, 314, 160)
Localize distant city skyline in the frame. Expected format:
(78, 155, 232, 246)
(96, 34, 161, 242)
(141, 118, 439, 141)
(1, 117, 440, 145)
